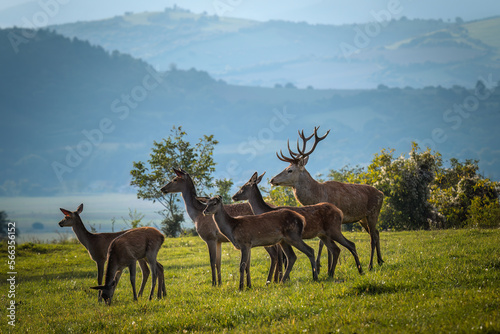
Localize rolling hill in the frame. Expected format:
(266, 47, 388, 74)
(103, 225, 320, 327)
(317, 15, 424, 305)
(48, 7, 500, 89)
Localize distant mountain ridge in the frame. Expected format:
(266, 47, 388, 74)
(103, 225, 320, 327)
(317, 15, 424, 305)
(47, 7, 500, 89)
(1, 27, 499, 197)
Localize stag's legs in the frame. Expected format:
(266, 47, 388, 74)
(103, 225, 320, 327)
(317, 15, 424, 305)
(316, 240, 324, 275)
(361, 216, 384, 270)
(137, 259, 150, 298)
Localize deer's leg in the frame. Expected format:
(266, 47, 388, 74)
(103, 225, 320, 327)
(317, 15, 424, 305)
(129, 262, 138, 301)
(156, 262, 165, 299)
(246, 249, 252, 289)
(206, 240, 218, 286)
(96, 261, 105, 302)
(316, 240, 324, 275)
(239, 247, 251, 290)
(137, 258, 150, 298)
(216, 242, 222, 286)
(368, 213, 384, 266)
(288, 238, 318, 281)
(333, 232, 364, 275)
(279, 242, 297, 283)
(146, 254, 158, 300)
(264, 246, 277, 284)
(320, 237, 341, 278)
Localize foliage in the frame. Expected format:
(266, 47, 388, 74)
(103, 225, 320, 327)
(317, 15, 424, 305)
(213, 178, 234, 204)
(121, 208, 147, 229)
(0, 211, 8, 238)
(429, 158, 499, 228)
(329, 143, 500, 230)
(130, 126, 218, 236)
(265, 182, 300, 207)
(6, 230, 500, 333)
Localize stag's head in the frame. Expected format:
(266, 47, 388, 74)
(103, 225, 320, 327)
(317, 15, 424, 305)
(232, 172, 265, 202)
(270, 127, 329, 187)
(58, 203, 84, 227)
(160, 168, 190, 194)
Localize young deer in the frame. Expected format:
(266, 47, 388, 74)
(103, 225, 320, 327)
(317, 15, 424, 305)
(233, 172, 363, 278)
(160, 168, 284, 285)
(270, 127, 385, 270)
(58, 204, 165, 301)
(202, 195, 318, 290)
(90, 227, 165, 305)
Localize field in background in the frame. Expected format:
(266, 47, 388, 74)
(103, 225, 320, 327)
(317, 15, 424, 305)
(2, 229, 499, 333)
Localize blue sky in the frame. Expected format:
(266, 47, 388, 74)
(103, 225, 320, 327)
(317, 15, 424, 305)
(1, 0, 500, 28)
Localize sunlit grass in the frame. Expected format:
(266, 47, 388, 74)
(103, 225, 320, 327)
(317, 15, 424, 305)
(1, 229, 499, 333)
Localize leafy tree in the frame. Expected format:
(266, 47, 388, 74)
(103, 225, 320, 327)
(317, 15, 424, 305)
(214, 178, 234, 204)
(265, 182, 300, 207)
(429, 159, 499, 228)
(122, 208, 147, 229)
(0, 211, 9, 239)
(130, 125, 218, 237)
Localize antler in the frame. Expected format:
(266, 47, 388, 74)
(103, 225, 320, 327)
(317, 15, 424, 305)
(276, 126, 330, 163)
(297, 126, 330, 158)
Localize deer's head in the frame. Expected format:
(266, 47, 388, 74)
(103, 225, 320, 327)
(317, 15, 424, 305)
(232, 172, 265, 202)
(270, 127, 329, 187)
(58, 204, 84, 227)
(201, 196, 223, 216)
(160, 168, 190, 194)
(90, 279, 117, 306)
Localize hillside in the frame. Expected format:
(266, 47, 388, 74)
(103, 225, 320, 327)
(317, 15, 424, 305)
(0, 28, 499, 197)
(49, 7, 500, 89)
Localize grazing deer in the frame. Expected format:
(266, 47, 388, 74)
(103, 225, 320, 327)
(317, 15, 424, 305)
(202, 195, 318, 290)
(233, 172, 363, 278)
(270, 127, 385, 270)
(160, 168, 284, 285)
(90, 227, 165, 305)
(58, 204, 165, 301)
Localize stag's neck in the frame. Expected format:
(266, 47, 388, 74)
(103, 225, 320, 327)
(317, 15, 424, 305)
(71, 216, 94, 250)
(212, 207, 238, 246)
(180, 183, 205, 223)
(248, 186, 274, 215)
(294, 170, 324, 205)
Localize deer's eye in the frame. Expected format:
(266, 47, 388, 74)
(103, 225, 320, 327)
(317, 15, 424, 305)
(287, 169, 293, 173)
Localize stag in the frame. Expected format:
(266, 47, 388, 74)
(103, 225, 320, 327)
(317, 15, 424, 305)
(202, 195, 318, 290)
(232, 172, 363, 278)
(58, 204, 165, 301)
(160, 168, 284, 285)
(270, 127, 384, 270)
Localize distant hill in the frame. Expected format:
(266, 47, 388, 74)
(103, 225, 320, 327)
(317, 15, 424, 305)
(0, 28, 499, 197)
(48, 7, 500, 89)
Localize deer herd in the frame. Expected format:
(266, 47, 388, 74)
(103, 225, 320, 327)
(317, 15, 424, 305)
(58, 127, 384, 305)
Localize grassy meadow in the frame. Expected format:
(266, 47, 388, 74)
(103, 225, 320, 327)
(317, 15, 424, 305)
(1, 229, 500, 333)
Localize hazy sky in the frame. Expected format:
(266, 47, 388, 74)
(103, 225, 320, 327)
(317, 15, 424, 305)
(1, 0, 499, 28)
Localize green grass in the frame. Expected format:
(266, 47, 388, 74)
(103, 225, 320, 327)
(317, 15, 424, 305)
(1, 229, 499, 333)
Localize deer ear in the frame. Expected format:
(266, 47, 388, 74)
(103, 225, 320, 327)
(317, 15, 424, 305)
(195, 196, 210, 204)
(77, 204, 83, 214)
(173, 168, 183, 177)
(256, 172, 266, 184)
(90, 285, 105, 290)
(60, 208, 72, 217)
(249, 172, 258, 183)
